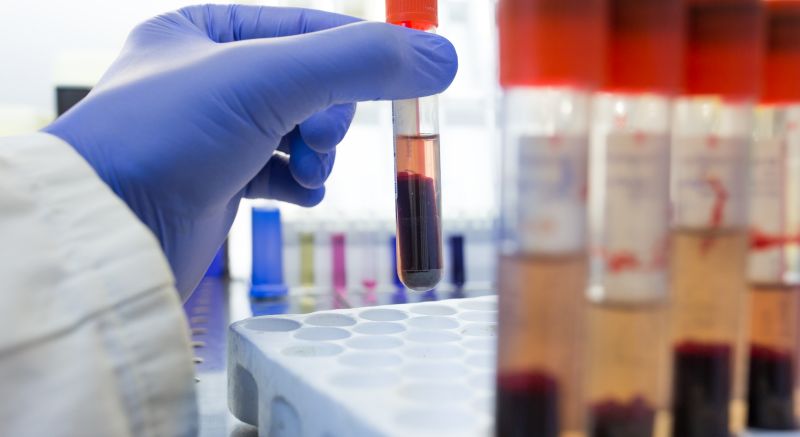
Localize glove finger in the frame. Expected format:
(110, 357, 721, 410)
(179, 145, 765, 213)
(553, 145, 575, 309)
(286, 127, 337, 189)
(245, 152, 325, 207)
(299, 103, 356, 153)
(244, 21, 457, 110)
(176, 5, 360, 42)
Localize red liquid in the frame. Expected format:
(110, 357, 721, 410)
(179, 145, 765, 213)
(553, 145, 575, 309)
(395, 172, 442, 291)
(671, 342, 732, 437)
(590, 397, 655, 437)
(747, 345, 797, 430)
(496, 372, 560, 437)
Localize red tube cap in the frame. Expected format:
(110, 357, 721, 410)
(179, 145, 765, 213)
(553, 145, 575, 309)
(684, 0, 764, 99)
(762, 1, 800, 104)
(604, 0, 684, 94)
(386, 0, 438, 29)
(498, 0, 606, 88)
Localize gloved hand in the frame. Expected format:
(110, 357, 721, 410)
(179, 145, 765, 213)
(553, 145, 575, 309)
(44, 5, 457, 298)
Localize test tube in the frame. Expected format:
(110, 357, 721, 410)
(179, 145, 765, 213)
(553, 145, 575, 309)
(386, 0, 444, 292)
(496, 0, 604, 435)
(585, 1, 681, 436)
(449, 234, 466, 296)
(298, 231, 316, 313)
(331, 233, 348, 308)
(355, 228, 379, 305)
(250, 206, 288, 299)
(299, 232, 315, 288)
(746, 1, 800, 430)
(669, 1, 763, 436)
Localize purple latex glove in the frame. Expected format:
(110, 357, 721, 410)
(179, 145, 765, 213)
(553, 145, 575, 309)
(44, 5, 457, 298)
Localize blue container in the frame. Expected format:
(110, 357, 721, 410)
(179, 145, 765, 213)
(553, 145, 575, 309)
(449, 234, 466, 289)
(251, 206, 288, 299)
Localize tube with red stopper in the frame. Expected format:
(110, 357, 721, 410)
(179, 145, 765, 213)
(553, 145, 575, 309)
(670, 2, 764, 436)
(746, 1, 800, 430)
(496, 1, 605, 436)
(387, 0, 443, 292)
(586, 1, 682, 436)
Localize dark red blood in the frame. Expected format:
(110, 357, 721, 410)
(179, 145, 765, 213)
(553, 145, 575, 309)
(591, 397, 655, 437)
(496, 371, 560, 437)
(671, 341, 732, 437)
(396, 172, 442, 290)
(747, 344, 797, 430)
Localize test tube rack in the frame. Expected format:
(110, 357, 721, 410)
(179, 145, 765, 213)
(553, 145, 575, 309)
(228, 296, 497, 436)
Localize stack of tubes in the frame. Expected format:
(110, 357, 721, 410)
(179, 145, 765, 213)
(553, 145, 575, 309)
(496, 0, 800, 436)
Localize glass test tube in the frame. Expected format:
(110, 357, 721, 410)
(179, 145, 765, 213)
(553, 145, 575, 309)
(358, 228, 379, 305)
(747, 2, 800, 430)
(449, 234, 466, 295)
(331, 233, 348, 308)
(386, 0, 443, 292)
(250, 206, 288, 299)
(585, 1, 682, 436)
(298, 231, 316, 313)
(496, 0, 604, 435)
(299, 232, 315, 288)
(670, 2, 763, 436)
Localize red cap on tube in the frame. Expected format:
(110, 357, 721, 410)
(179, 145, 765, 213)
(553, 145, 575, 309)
(604, 0, 684, 94)
(386, 0, 438, 29)
(684, 0, 764, 99)
(762, 1, 800, 104)
(498, 0, 606, 88)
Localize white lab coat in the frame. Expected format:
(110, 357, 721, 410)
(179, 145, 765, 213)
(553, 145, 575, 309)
(0, 134, 197, 436)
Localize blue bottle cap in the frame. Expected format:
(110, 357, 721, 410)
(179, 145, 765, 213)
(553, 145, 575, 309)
(251, 206, 288, 299)
(449, 234, 466, 289)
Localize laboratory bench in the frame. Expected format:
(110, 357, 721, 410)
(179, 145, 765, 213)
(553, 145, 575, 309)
(185, 277, 494, 437)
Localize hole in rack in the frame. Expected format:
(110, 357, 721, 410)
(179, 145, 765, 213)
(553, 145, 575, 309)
(459, 311, 497, 323)
(338, 352, 403, 368)
(405, 344, 465, 360)
(353, 322, 406, 335)
(305, 313, 357, 327)
(241, 318, 301, 332)
(399, 382, 472, 403)
(463, 337, 497, 352)
(330, 370, 396, 389)
(460, 323, 497, 337)
(293, 327, 351, 341)
(403, 361, 470, 380)
(395, 407, 477, 431)
(465, 353, 495, 370)
(346, 335, 404, 350)
(405, 329, 461, 343)
(410, 304, 457, 316)
(281, 342, 344, 357)
(458, 299, 497, 312)
(359, 308, 409, 322)
(407, 316, 460, 330)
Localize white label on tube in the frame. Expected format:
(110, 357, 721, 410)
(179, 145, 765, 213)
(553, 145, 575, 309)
(748, 134, 800, 285)
(673, 136, 749, 229)
(601, 133, 670, 301)
(517, 135, 587, 253)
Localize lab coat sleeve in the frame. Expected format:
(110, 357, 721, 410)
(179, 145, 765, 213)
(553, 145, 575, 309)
(0, 133, 197, 437)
